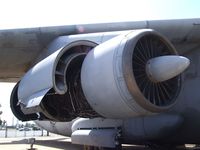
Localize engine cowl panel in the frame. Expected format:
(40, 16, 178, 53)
(10, 30, 186, 122)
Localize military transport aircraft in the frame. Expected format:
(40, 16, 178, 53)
(4, 18, 200, 149)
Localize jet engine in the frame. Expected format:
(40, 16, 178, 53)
(10, 29, 189, 121)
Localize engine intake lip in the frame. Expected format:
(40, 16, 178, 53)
(122, 30, 181, 112)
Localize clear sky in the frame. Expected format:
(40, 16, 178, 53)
(0, 0, 199, 29)
(0, 0, 200, 125)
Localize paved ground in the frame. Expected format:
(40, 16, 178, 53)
(0, 135, 83, 150)
(0, 134, 194, 150)
(0, 135, 150, 150)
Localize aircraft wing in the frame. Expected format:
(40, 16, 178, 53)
(1, 18, 200, 81)
(7, 18, 200, 149)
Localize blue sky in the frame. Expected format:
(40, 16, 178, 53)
(0, 0, 200, 125)
(0, 0, 199, 29)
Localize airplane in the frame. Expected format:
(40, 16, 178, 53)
(4, 18, 200, 149)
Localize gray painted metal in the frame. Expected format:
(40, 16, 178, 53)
(34, 114, 184, 146)
(123, 114, 183, 141)
(81, 29, 178, 118)
(17, 31, 129, 115)
(71, 118, 122, 133)
(18, 49, 60, 114)
(1, 18, 200, 82)
(71, 129, 118, 148)
(34, 30, 130, 64)
(81, 31, 146, 118)
(35, 119, 75, 137)
(7, 18, 200, 146)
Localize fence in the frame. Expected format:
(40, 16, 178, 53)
(0, 127, 49, 138)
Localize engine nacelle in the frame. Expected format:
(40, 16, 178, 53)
(10, 30, 181, 121)
(81, 29, 180, 118)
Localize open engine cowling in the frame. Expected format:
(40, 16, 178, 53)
(10, 29, 182, 121)
(11, 40, 99, 121)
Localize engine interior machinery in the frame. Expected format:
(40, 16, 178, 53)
(10, 29, 189, 122)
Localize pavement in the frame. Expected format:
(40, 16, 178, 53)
(0, 134, 149, 150)
(0, 134, 192, 150)
(0, 135, 83, 150)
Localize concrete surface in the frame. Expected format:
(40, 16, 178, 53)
(0, 134, 149, 150)
(0, 135, 82, 150)
(0, 134, 191, 150)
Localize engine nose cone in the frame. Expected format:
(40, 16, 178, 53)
(146, 55, 190, 83)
